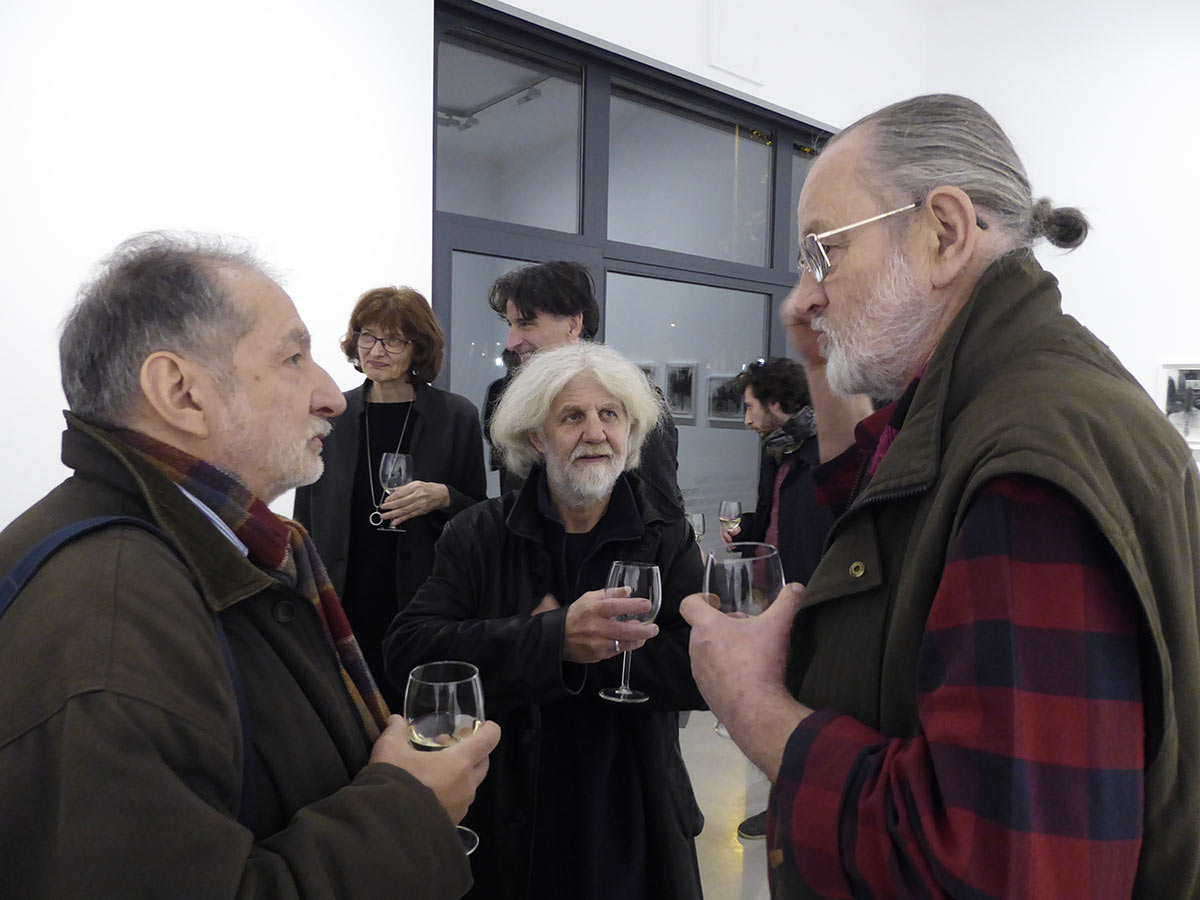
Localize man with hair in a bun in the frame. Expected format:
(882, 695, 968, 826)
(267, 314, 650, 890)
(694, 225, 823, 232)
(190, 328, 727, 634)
(683, 94, 1200, 898)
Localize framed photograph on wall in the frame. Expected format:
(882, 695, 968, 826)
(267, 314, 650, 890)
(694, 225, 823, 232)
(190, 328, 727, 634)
(636, 362, 659, 389)
(707, 375, 744, 426)
(1161, 364, 1200, 454)
(665, 362, 696, 425)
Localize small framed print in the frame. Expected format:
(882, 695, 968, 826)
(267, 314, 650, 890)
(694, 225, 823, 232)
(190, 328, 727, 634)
(665, 363, 696, 425)
(636, 362, 658, 389)
(707, 375, 744, 426)
(1161, 364, 1200, 453)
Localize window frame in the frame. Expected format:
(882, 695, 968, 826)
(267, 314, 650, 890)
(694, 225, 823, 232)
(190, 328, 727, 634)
(431, 0, 834, 388)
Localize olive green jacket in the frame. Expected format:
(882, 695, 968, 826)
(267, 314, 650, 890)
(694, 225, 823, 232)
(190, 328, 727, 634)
(0, 415, 471, 899)
(774, 251, 1200, 898)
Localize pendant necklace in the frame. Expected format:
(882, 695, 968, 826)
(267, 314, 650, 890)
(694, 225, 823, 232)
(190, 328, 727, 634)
(365, 390, 414, 527)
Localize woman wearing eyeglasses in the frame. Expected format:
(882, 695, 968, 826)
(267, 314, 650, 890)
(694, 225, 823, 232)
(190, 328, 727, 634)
(294, 286, 487, 707)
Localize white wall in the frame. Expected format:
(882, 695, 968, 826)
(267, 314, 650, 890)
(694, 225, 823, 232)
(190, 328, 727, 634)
(3, 0, 1197, 527)
(0, 0, 435, 524)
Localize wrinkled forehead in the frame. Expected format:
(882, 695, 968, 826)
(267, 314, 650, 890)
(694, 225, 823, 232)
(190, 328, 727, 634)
(796, 130, 878, 235)
(551, 372, 623, 413)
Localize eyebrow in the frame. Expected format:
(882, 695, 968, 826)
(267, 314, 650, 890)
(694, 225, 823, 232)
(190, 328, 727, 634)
(276, 326, 311, 354)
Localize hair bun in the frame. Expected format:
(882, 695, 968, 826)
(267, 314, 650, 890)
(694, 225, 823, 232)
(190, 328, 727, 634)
(1032, 197, 1089, 249)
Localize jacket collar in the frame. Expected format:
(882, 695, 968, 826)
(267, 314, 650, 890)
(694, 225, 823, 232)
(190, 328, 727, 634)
(62, 413, 278, 612)
(854, 249, 1063, 504)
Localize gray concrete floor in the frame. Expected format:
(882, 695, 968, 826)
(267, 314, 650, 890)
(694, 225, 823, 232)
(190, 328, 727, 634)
(680, 710, 771, 900)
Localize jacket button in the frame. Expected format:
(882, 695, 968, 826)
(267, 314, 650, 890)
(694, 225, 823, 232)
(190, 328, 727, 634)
(273, 601, 296, 622)
(848, 561, 866, 578)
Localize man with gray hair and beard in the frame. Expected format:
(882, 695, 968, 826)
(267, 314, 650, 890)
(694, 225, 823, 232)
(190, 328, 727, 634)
(384, 341, 706, 900)
(0, 232, 499, 899)
(683, 94, 1200, 898)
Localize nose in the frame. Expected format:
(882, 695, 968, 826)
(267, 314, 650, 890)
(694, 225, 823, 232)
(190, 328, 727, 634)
(744, 410, 753, 428)
(781, 276, 826, 326)
(581, 411, 606, 443)
(505, 325, 523, 352)
(311, 361, 346, 418)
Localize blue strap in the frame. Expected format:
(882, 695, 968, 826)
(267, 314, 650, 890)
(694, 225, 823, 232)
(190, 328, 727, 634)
(0, 515, 255, 831)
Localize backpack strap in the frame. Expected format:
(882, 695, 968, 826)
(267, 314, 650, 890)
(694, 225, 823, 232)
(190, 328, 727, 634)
(0, 515, 256, 832)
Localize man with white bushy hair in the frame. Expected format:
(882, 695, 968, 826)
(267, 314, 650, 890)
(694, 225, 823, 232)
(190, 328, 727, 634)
(385, 341, 707, 900)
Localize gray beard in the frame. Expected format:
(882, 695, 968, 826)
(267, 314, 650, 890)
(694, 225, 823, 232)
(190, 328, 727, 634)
(817, 248, 942, 402)
(543, 444, 626, 506)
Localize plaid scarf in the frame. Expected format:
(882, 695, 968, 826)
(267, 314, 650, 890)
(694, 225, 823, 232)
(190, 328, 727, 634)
(118, 430, 389, 738)
(762, 406, 818, 463)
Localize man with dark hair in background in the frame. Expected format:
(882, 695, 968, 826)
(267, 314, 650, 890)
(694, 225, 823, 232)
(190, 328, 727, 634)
(720, 356, 843, 841)
(726, 357, 836, 589)
(0, 232, 499, 899)
(483, 260, 683, 512)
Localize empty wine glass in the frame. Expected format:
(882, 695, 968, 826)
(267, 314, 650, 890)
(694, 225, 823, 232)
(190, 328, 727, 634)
(703, 542, 785, 737)
(404, 661, 485, 854)
(377, 452, 412, 532)
(717, 499, 742, 537)
(599, 561, 662, 704)
(687, 512, 705, 543)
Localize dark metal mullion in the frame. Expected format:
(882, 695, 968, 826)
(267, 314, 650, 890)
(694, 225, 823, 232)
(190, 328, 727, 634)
(767, 125, 801, 361)
(581, 63, 613, 342)
(602, 239, 797, 288)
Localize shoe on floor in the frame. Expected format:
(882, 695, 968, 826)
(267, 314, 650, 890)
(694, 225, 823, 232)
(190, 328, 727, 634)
(737, 810, 767, 840)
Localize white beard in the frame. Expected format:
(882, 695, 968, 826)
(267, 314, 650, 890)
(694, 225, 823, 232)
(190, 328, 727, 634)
(815, 248, 943, 402)
(543, 441, 627, 506)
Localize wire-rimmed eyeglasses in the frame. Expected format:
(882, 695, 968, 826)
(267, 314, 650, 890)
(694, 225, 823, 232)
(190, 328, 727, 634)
(797, 201, 920, 283)
(355, 330, 412, 354)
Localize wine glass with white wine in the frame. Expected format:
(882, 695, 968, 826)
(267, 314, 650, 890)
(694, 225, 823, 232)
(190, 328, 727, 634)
(702, 542, 785, 737)
(717, 499, 742, 537)
(598, 561, 662, 704)
(404, 661, 485, 854)
(377, 452, 413, 532)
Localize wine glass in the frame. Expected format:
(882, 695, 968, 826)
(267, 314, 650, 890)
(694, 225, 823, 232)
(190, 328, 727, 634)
(377, 452, 412, 532)
(717, 500, 742, 537)
(598, 561, 662, 704)
(404, 660, 485, 855)
(687, 512, 705, 543)
(702, 542, 785, 736)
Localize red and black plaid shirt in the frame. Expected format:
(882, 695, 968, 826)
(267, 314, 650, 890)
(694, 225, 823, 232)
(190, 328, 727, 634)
(771, 391, 1144, 898)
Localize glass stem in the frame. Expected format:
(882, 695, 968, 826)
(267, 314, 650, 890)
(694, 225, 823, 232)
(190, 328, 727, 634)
(619, 650, 633, 693)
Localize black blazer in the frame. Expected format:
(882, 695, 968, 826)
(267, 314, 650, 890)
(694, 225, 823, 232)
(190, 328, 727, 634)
(293, 380, 487, 606)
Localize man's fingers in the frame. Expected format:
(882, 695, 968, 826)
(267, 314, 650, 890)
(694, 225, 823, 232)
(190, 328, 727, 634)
(680, 592, 722, 624)
(763, 583, 804, 621)
(458, 720, 501, 760)
(593, 594, 653, 619)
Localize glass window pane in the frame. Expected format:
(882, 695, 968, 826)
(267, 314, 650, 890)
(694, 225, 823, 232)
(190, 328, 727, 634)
(437, 34, 581, 233)
(608, 87, 773, 266)
(448, 250, 532, 497)
(787, 143, 817, 273)
(604, 272, 767, 524)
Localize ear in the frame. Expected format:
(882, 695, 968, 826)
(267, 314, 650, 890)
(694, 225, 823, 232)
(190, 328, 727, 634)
(566, 313, 583, 340)
(922, 186, 979, 290)
(767, 400, 787, 419)
(529, 429, 545, 454)
(139, 351, 216, 439)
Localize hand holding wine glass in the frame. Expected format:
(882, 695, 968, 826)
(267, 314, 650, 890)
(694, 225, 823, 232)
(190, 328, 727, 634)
(404, 661, 486, 854)
(718, 499, 742, 543)
(702, 542, 785, 736)
(599, 561, 662, 704)
(377, 452, 413, 531)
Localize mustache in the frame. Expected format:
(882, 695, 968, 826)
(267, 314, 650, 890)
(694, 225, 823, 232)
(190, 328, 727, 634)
(570, 442, 614, 462)
(311, 420, 334, 440)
